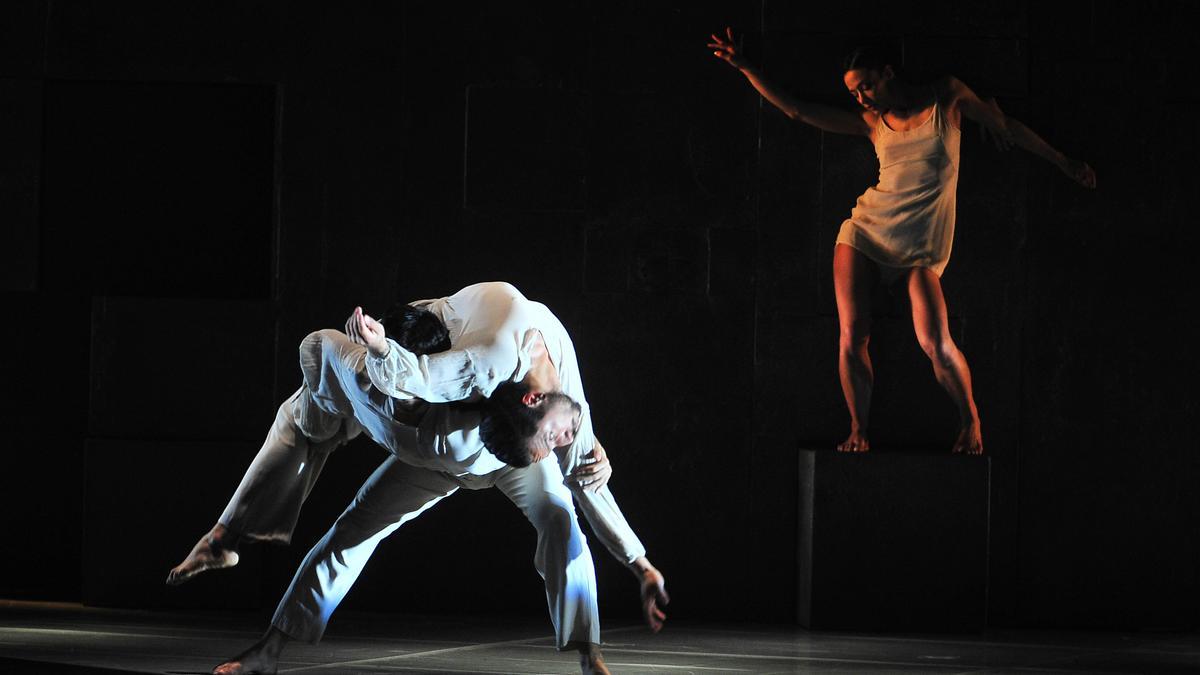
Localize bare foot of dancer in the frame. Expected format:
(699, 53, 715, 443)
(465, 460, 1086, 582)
(837, 428, 870, 452)
(577, 642, 611, 675)
(950, 422, 983, 455)
(166, 523, 240, 586)
(212, 628, 287, 675)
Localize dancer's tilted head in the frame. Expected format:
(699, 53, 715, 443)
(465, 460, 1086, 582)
(481, 380, 582, 467)
(842, 45, 905, 113)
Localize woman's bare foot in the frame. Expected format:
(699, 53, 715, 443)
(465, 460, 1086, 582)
(578, 642, 611, 675)
(166, 525, 239, 586)
(951, 423, 983, 455)
(837, 429, 870, 452)
(212, 629, 287, 675)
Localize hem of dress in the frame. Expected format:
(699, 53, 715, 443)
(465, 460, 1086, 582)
(833, 240, 945, 280)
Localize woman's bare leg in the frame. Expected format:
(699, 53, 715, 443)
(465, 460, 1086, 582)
(833, 244, 878, 452)
(906, 268, 983, 454)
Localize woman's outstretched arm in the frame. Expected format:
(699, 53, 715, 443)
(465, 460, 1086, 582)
(709, 27, 871, 137)
(950, 77, 1096, 188)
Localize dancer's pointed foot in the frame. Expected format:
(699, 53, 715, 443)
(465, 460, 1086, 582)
(212, 635, 281, 675)
(837, 429, 870, 453)
(167, 526, 239, 586)
(951, 423, 983, 455)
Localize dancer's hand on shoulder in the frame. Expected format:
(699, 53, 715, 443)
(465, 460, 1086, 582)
(1061, 157, 1096, 189)
(569, 440, 612, 493)
(345, 306, 390, 357)
(707, 26, 750, 70)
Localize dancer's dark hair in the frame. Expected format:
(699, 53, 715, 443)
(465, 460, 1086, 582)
(480, 381, 577, 467)
(842, 44, 904, 78)
(480, 381, 540, 467)
(381, 303, 451, 355)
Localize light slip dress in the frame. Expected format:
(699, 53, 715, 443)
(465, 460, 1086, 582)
(835, 90, 962, 281)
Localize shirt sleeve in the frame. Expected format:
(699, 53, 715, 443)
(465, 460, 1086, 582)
(552, 331, 647, 564)
(364, 338, 478, 403)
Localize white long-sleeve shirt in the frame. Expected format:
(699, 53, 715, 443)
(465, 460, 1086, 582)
(364, 282, 646, 563)
(298, 329, 504, 477)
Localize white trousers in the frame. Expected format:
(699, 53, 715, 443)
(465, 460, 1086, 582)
(215, 365, 599, 647)
(217, 387, 359, 544)
(270, 454, 600, 648)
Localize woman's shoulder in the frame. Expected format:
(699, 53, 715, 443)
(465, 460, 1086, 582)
(931, 75, 961, 105)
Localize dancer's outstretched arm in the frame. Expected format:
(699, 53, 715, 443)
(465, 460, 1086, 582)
(951, 78, 1096, 188)
(708, 27, 871, 136)
(564, 439, 668, 632)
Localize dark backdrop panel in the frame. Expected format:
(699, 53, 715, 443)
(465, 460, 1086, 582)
(1014, 0, 1200, 628)
(45, 0, 284, 83)
(464, 86, 589, 213)
(0, 2, 48, 78)
(41, 80, 275, 300)
(89, 297, 277, 441)
(0, 293, 91, 600)
(0, 79, 42, 291)
(83, 439, 266, 609)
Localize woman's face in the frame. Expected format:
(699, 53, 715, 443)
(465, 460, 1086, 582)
(844, 66, 893, 112)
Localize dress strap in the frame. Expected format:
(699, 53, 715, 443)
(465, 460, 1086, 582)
(930, 84, 943, 134)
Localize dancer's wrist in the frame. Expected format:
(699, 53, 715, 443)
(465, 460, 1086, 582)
(367, 341, 390, 359)
(628, 556, 655, 578)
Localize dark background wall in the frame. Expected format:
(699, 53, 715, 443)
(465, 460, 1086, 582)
(1, 0, 1195, 629)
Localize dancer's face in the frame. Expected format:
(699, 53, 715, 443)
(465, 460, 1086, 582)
(844, 66, 894, 112)
(526, 397, 582, 462)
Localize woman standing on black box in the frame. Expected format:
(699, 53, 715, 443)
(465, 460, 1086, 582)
(709, 28, 1095, 454)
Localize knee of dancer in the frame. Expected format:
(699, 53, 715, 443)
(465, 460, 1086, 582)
(839, 326, 870, 353)
(299, 329, 347, 369)
(532, 500, 587, 559)
(919, 334, 959, 366)
(326, 504, 408, 545)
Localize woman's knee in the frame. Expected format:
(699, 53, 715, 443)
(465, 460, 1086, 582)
(918, 332, 958, 366)
(839, 323, 871, 354)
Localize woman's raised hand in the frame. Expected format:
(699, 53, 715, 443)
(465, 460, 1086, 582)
(1061, 158, 1097, 189)
(708, 27, 750, 70)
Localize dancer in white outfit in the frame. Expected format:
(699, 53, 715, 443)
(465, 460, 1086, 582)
(170, 283, 664, 675)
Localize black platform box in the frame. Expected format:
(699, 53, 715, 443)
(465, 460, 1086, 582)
(798, 449, 990, 631)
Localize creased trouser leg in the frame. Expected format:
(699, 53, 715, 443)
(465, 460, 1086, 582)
(495, 459, 600, 648)
(218, 388, 350, 544)
(270, 456, 459, 643)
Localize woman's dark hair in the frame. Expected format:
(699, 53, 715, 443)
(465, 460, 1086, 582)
(381, 303, 452, 355)
(842, 44, 903, 78)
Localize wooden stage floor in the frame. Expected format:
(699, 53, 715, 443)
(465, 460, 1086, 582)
(1, 601, 1197, 674)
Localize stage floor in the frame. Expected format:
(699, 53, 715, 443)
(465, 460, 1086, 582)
(1, 601, 1197, 674)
